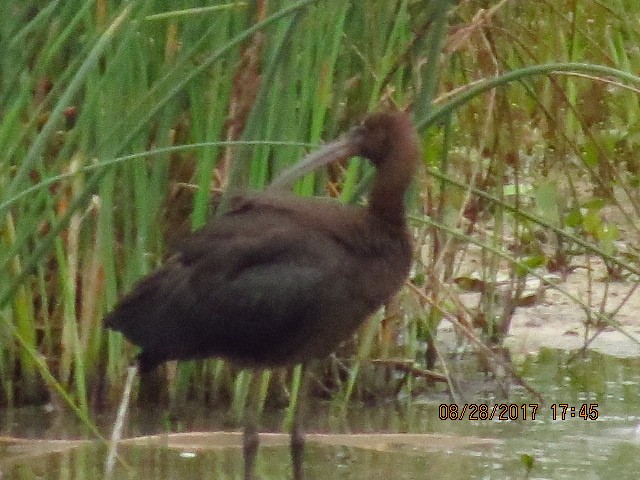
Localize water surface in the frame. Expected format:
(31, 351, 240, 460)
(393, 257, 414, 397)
(2, 349, 640, 479)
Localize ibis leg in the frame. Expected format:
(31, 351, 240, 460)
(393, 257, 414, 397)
(290, 365, 310, 480)
(243, 371, 262, 480)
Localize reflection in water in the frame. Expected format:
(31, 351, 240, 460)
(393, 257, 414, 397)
(0, 440, 498, 480)
(2, 349, 640, 479)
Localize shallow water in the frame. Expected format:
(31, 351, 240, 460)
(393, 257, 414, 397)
(2, 349, 640, 479)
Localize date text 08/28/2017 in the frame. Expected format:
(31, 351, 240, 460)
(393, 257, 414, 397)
(438, 403, 599, 421)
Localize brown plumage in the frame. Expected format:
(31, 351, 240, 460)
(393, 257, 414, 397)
(104, 111, 420, 479)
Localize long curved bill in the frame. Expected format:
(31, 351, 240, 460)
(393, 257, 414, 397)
(267, 136, 356, 190)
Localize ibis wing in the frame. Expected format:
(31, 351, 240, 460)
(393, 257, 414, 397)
(184, 221, 346, 365)
(106, 208, 355, 368)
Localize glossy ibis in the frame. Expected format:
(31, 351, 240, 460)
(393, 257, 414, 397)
(104, 111, 420, 479)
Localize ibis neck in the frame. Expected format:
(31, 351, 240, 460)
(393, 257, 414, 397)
(367, 162, 411, 227)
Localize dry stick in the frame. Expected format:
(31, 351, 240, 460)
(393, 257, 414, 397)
(104, 365, 138, 477)
(405, 282, 461, 402)
(371, 358, 448, 383)
(407, 281, 543, 402)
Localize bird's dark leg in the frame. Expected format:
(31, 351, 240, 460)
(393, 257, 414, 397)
(243, 370, 262, 480)
(290, 364, 311, 480)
